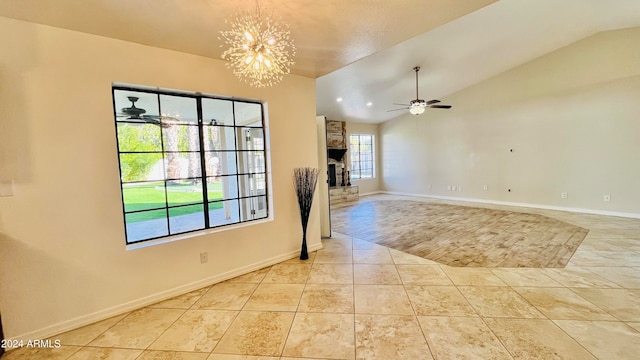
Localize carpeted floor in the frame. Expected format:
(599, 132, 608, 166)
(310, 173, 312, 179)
(331, 197, 588, 268)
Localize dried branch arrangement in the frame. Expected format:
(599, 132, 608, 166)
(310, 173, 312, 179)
(293, 167, 319, 260)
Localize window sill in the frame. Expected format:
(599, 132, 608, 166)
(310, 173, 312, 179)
(125, 216, 274, 251)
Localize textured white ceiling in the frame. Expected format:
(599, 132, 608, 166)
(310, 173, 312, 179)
(317, 0, 640, 123)
(1, 0, 638, 124)
(0, 0, 495, 78)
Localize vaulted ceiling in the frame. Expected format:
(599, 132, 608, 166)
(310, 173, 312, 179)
(1, 0, 639, 123)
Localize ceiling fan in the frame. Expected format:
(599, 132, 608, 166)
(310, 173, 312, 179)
(388, 66, 452, 115)
(116, 96, 164, 126)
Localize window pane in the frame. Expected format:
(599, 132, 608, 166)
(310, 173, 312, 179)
(164, 152, 202, 180)
(123, 181, 166, 212)
(238, 128, 265, 150)
(160, 94, 198, 124)
(125, 209, 169, 242)
(254, 173, 267, 193)
(202, 98, 234, 126)
(207, 176, 238, 201)
(120, 153, 164, 182)
(114, 90, 160, 122)
(238, 151, 265, 174)
(117, 123, 162, 152)
(162, 125, 200, 151)
(238, 174, 267, 197)
(169, 204, 204, 234)
(203, 126, 237, 151)
(204, 152, 221, 177)
(206, 178, 222, 202)
(206, 151, 238, 175)
(235, 102, 262, 127)
(241, 196, 268, 221)
(209, 199, 240, 226)
(166, 181, 203, 207)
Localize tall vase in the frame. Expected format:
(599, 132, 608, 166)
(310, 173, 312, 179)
(300, 225, 309, 260)
(294, 167, 319, 261)
(299, 202, 311, 260)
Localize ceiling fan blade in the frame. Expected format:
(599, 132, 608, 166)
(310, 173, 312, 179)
(386, 108, 409, 112)
(389, 67, 453, 113)
(116, 112, 144, 121)
(138, 115, 164, 125)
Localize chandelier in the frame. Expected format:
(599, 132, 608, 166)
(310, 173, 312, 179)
(220, 2, 296, 88)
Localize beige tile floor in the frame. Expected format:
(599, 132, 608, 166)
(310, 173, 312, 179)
(4, 199, 640, 359)
(331, 196, 590, 268)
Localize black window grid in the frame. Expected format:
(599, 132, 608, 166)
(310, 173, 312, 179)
(113, 86, 269, 244)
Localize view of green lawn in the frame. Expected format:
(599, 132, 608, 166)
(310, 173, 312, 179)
(123, 181, 224, 222)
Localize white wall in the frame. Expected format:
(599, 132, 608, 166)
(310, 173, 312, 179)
(345, 122, 381, 195)
(0, 17, 321, 339)
(381, 27, 640, 216)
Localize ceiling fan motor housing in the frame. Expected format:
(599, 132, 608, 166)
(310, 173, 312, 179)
(410, 99, 427, 107)
(122, 96, 146, 118)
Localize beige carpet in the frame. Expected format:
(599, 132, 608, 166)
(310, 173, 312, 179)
(331, 198, 588, 268)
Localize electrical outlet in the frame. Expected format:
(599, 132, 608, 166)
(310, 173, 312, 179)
(447, 185, 452, 191)
(200, 252, 208, 264)
(483, 185, 488, 191)
(603, 194, 611, 202)
(457, 186, 463, 192)
(561, 192, 568, 199)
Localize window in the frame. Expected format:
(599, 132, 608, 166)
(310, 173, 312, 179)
(349, 134, 374, 179)
(113, 86, 269, 245)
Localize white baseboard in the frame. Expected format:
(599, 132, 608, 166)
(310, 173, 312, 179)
(381, 191, 640, 219)
(9, 242, 323, 342)
(359, 190, 384, 197)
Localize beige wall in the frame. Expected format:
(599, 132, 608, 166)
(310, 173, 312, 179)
(345, 121, 381, 195)
(381, 27, 640, 216)
(0, 17, 321, 339)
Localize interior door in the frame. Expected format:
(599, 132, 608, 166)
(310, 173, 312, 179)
(316, 116, 331, 237)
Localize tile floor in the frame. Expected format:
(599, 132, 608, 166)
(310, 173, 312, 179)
(4, 199, 640, 359)
(331, 197, 590, 268)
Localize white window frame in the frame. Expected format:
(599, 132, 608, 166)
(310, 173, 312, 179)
(349, 134, 375, 180)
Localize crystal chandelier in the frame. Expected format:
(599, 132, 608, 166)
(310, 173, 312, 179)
(220, 2, 296, 88)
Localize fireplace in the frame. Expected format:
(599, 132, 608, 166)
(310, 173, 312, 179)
(328, 164, 337, 187)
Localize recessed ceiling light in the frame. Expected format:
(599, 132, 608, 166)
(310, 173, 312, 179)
(366, 102, 373, 107)
(336, 97, 343, 102)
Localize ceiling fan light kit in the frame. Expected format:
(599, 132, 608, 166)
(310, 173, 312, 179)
(389, 66, 452, 115)
(409, 102, 426, 115)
